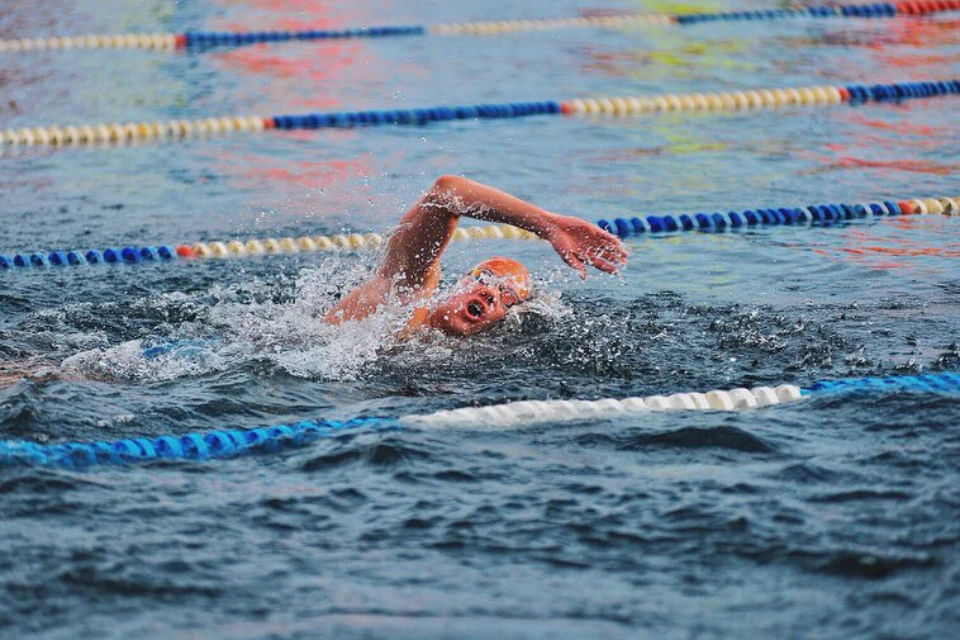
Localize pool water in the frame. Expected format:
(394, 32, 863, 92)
(1, 1, 959, 638)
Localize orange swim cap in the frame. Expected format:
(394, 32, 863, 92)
(468, 256, 531, 306)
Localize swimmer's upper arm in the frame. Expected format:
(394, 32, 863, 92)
(325, 176, 461, 324)
(376, 175, 463, 289)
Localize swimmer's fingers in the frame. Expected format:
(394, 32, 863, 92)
(609, 237, 629, 260)
(583, 252, 620, 275)
(596, 244, 627, 266)
(557, 247, 588, 279)
(591, 224, 620, 245)
(572, 247, 619, 276)
(584, 230, 627, 264)
(615, 242, 629, 262)
(547, 215, 626, 278)
(559, 245, 621, 278)
(581, 238, 626, 273)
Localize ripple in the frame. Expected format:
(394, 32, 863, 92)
(300, 438, 432, 473)
(617, 426, 774, 453)
(57, 565, 223, 598)
(764, 462, 851, 485)
(808, 489, 913, 503)
(807, 550, 940, 580)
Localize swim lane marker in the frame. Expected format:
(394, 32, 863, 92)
(0, 2, 957, 52)
(1, 79, 957, 147)
(1, 196, 957, 271)
(1, 372, 957, 468)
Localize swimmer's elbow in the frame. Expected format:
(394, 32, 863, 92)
(431, 174, 465, 194)
(416, 175, 467, 222)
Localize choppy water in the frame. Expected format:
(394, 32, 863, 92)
(2, 1, 959, 638)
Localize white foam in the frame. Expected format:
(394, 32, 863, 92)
(54, 256, 574, 384)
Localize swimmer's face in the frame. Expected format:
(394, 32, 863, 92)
(428, 278, 512, 337)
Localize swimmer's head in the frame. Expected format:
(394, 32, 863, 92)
(428, 257, 531, 337)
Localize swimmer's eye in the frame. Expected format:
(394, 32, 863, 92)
(468, 269, 522, 307)
(467, 302, 484, 318)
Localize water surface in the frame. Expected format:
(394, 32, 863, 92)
(1, 1, 958, 638)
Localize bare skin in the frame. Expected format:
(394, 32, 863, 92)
(324, 175, 628, 337)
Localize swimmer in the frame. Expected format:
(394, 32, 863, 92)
(0, 176, 626, 386)
(325, 175, 627, 336)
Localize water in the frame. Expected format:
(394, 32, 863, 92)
(2, 1, 959, 637)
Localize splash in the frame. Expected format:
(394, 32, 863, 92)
(56, 257, 575, 384)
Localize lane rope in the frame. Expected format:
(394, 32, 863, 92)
(2, 196, 957, 271)
(0, 224, 535, 270)
(596, 195, 960, 237)
(1, 2, 957, 52)
(1, 372, 957, 468)
(1, 79, 957, 147)
(408, 372, 960, 428)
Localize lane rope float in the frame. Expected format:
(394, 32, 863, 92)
(2, 79, 957, 147)
(1, 372, 957, 469)
(1, 2, 957, 52)
(2, 196, 957, 271)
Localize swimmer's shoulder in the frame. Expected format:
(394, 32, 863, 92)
(397, 306, 432, 341)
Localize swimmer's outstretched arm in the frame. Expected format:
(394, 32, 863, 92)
(325, 175, 626, 323)
(385, 175, 626, 282)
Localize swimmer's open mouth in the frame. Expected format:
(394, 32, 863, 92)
(467, 302, 484, 318)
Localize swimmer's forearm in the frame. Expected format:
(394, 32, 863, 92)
(431, 175, 560, 238)
(433, 175, 627, 278)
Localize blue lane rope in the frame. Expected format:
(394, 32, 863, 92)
(3, 80, 957, 147)
(804, 372, 960, 394)
(597, 199, 913, 238)
(673, 1, 950, 24)
(1, 3, 958, 53)
(170, 2, 960, 49)
(269, 100, 562, 130)
(2, 195, 957, 272)
(183, 25, 426, 48)
(0, 418, 395, 469)
(267, 80, 959, 131)
(184, 2, 960, 48)
(0, 246, 178, 270)
(1, 373, 957, 469)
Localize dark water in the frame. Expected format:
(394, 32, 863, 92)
(2, 1, 959, 638)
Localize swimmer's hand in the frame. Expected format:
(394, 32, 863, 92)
(546, 214, 628, 279)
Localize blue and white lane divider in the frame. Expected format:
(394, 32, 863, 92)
(2, 195, 957, 272)
(4, 79, 959, 147)
(2, 2, 957, 52)
(596, 196, 959, 238)
(1, 372, 957, 469)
